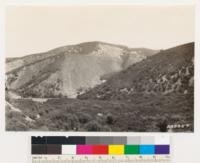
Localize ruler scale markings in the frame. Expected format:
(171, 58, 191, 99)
(32, 155, 170, 163)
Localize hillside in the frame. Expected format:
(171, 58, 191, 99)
(6, 42, 194, 132)
(79, 43, 194, 101)
(6, 41, 158, 98)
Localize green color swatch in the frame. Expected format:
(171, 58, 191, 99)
(125, 145, 139, 154)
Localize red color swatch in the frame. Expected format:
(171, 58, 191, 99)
(92, 145, 108, 154)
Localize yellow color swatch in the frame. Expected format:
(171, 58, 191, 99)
(108, 145, 124, 155)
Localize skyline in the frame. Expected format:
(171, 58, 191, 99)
(6, 5, 195, 58)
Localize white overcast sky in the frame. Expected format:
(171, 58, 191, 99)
(6, 5, 195, 57)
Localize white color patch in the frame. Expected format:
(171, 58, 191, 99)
(155, 135, 170, 145)
(62, 145, 76, 155)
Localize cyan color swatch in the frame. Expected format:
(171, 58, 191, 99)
(139, 145, 155, 154)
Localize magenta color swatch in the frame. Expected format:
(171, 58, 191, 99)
(77, 145, 93, 154)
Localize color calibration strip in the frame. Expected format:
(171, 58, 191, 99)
(32, 136, 170, 155)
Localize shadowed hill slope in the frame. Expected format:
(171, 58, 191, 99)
(79, 42, 194, 100)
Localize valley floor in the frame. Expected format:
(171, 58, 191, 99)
(5, 92, 193, 132)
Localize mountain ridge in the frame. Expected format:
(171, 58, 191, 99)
(6, 41, 158, 73)
(6, 41, 158, 98)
